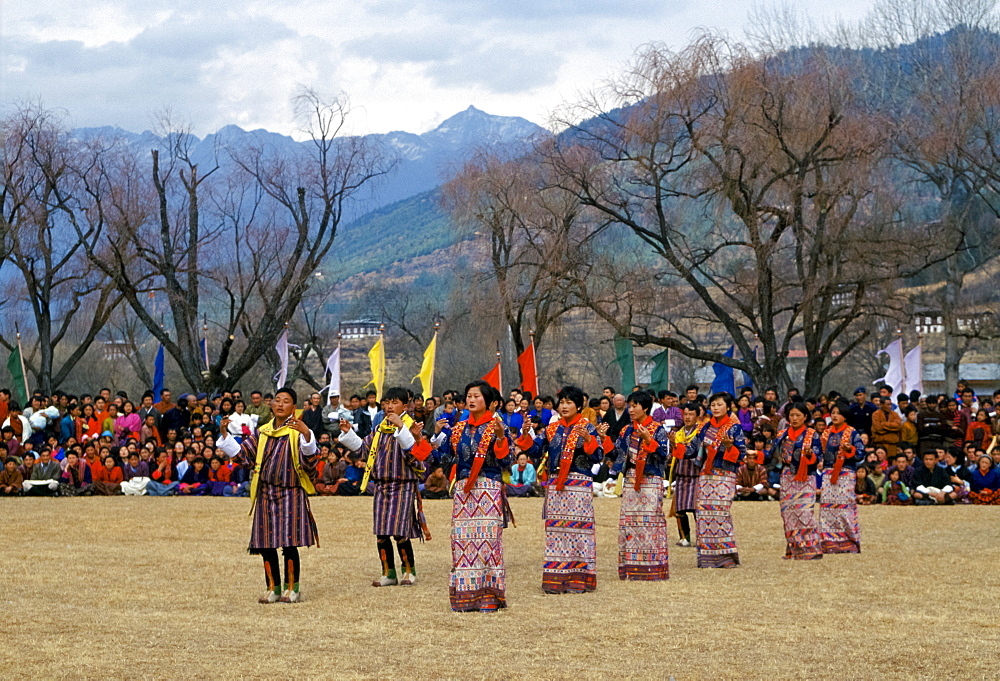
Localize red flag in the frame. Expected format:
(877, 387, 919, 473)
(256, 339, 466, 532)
(517, 342, 538, 397)
(482, 362, 502, 391)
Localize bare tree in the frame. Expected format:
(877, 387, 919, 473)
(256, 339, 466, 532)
(0, 104, 122, 393)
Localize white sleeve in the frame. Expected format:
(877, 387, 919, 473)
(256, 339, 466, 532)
(916, 485, 929, 494)
(942, 485, 954, 494)
(430, 432, 447, 447)
(299, 431, 317, 456)
(338, 429, 364, 452)
(394, 427, 415, 451)
(217, 434, 241, 458)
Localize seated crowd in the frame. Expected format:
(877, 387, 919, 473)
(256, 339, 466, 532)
(1, 379, 999, 505)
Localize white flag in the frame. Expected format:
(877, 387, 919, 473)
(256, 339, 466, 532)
(321, 345, 341, 396)
(274, 329, 289, 389)
(875, 338, 904, 396)
(903, 345, 923, 396)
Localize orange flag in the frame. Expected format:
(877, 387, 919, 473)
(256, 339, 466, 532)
(482, 362, 502, 392)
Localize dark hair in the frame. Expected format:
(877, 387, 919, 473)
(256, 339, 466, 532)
(556, 385, 585, 411)
(685, 384, 698, 393)
(829, 399, 851, 417)
(681, 401, 699, 412)
(785, 401, 811, 420)
(3, 457, 16, 465)
(365, 389, 378, 398)
(275, 387, 298, 403)
(384, 386, 410, 403)
(708, 392, 734, 409)
(894, 452, 908, 461)
(193, 456, 206, 465)
(626, 391, 653, 413)
(464, 380, 501, 411)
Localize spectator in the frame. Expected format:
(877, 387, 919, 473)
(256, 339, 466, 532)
(153, 389, 173, 415)
(602, 394, 630, 442)
(507, 452, 540, 497)
(879, 467, 912, 505)
(871, 397, 902, 459)
(916, 396, 949, 455)
(969, 455, 1000, 505)
(939, 398, 968, 451)
(246, 390, 272, 429)
(92, 455, 123, 495)
(966, 410, 993, 451)
(227, 400, 255, 442)
(148, 451, 179, 496)
(0, 456, 23, 496)
(855, 465, 878, 505)
(22, 448, 60, 496)
(846, 387, 877, 435)
(17, 451, 34, 480)
(179, 456, 209, 495)
(899, 408, 919, 449)
(223, 461, 251, 498)
(943, 449, 971, 503)
(735, 455, 773, 501)
(2, 425, 21, 461)
(315, 450, 347, 496)
(161, 396, 191, 438)
(886, 452, 915, 488)
(912, 450, 955, 505)
(422, 464, 450, 499)
(121, 451, 150, 496)
(59, 451, 93, 496)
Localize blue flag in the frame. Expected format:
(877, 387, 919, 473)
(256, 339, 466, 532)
(199, 338, 209, 369)
(711, 345, 736, 396)
(153, 344, 165, 396)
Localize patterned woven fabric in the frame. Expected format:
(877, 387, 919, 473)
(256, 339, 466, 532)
(450, 477, 506, 611)
(618, 472, 669, 580)
(673, 458, 701, 513)
(542, 473, 597, 593)
(694, 471, 739, 568)
(780, 470, 823, 560)
(373, 480, 421, 539)
(819, 469, 861, 554)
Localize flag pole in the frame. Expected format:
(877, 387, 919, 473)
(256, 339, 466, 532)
(431, 321, 440, 399)
(16, 328, 29, 402)
(529, 329, 538, 397)
(896, 327, 906, 395)
(496, 341, 503, 397)
(202, 315, 210, 371)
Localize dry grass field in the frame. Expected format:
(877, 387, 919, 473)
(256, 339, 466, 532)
(2, 495, 998, 680)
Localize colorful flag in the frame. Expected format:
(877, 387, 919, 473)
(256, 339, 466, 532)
(274, 329, 289, 389)
(710, 345, 736, 396)
(517, 341, 538, 397)
(152, 344, 165, 397)
(6, 342, 29, 406)
(199, 338, 209, 370)
(482, 361, 502, 393)
(322, 344, 341, 396)
(365, 336, 385, 401)
(412, 332, 437, 400)
(613, 335, 636, 392)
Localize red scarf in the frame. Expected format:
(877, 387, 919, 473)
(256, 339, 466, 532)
(820, 423, 855, 485)
(551, 415, 586, 491)
(630, 416, 659, 491)
(702, 415, 739, 476)
(450, 412, 502, 495)
(784, 425, 817, 482)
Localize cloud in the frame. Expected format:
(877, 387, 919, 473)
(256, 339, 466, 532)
(426, 44, 562, 93)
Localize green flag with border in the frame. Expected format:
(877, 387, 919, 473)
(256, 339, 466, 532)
(648, 349, 670, 393)
(6, 345, 28, 406)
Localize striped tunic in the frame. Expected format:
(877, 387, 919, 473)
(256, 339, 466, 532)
(227, 423, 320, 554)
(364, 429, 426, 538)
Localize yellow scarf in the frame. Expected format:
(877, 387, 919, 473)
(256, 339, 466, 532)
(360, 413, 415, 493)
(248, 420, 316, 516)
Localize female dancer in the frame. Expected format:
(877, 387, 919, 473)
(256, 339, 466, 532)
(517, 385, 608, 593)
(611, 391, 671, 580)
(218, 387, 320, 603)
(678, 392, 746, 568)
(768, 402, 823, 560)
(818, 400, 865, 553)
(433, 380, 513, 612)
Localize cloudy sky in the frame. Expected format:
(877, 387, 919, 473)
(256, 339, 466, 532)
(4, 1, 876, 138)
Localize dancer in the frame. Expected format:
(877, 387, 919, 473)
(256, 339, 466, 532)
(769, 402, 823, 560)
(338, 387, 432, 587)
(819, 400, 865, 554)
(679, 392, 746, 568)
(611, 391, 671, 580)
(517, 385, 608, 594)
(433, 380, 513, 612)
(670, 403, 702, 547)
(218, 387, 319, 603)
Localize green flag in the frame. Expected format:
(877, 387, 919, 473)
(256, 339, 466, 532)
(6, 344, 28, 406)
(613, 335, 636, 392)
(648, 349, 670, 393)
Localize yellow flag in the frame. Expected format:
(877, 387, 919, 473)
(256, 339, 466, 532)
(411, 332, 437, 400)
(365, 336, 385, 401)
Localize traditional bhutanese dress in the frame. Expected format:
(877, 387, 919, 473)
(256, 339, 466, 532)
(612, 416, 671, 580)
(518, 415, 606, 593)
(684, 415, 746, 568)
(819, 424, 865, 554)
(671, 425, 701, 515)
(769, 426, 823, 560)
(222, 417, 320, 554)
(436, 413, 513, 612)
(340, 416, 432, 540)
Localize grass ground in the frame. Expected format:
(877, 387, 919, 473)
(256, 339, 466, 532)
(2, 496, 998, 680)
